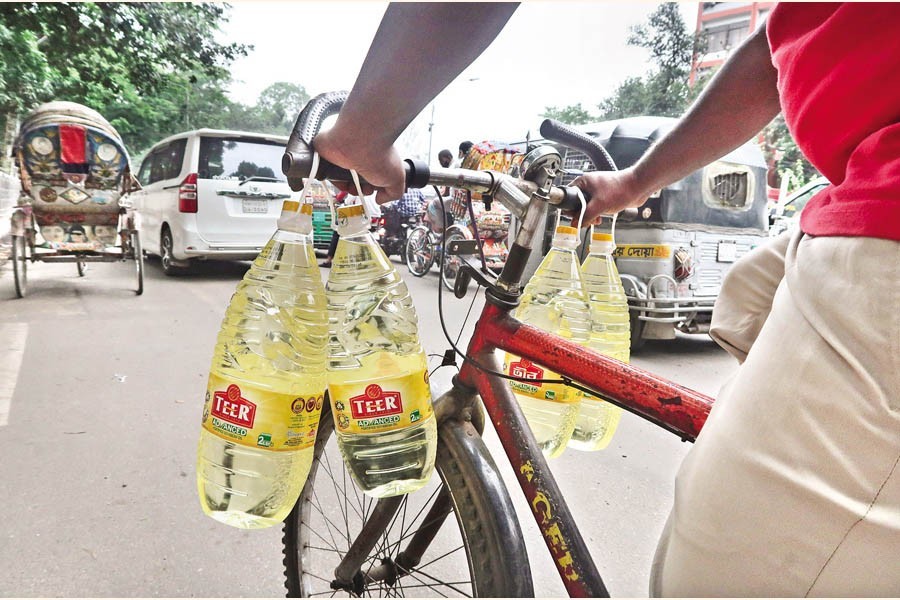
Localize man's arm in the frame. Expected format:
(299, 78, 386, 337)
(315, 3, 518, 203)
(576, 24, 782, 221)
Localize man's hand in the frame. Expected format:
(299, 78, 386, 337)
(313, 125, 406, 205)
(570, 168, 649, 226)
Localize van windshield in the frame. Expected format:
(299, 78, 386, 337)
(198, 137, 285, 182)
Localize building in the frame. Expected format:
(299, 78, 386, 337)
(690, 2, 774, 84)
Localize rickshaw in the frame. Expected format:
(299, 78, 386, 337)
(9, 101, 143, 297)
(438, 141, 516, 288)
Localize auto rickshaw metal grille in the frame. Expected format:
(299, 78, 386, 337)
(559, 149, 594, 186)
(710, 172, 748, 207)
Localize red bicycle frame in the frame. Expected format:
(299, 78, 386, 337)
(456, 292, 714, 597)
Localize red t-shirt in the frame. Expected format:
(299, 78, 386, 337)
(767, 3, 900, 240)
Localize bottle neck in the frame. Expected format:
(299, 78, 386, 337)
(277, 201, 314, 234)
(335, 204, 371, 238)
(588, 241, 616, 255)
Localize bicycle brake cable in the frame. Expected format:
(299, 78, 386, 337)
(433, 189, 573, 390)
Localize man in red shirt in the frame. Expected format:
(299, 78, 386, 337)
(314, 3, 899, 595)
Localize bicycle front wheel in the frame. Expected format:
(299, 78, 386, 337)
(404, 226, 435, 277)
(283, 402, 532, 598)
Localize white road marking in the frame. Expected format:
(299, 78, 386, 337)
(0, 322, 27, 427)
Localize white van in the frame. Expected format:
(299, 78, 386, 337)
(130, 129, 301, 274)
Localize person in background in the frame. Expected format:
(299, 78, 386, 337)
(438, 148, 454, 196)
(454, 140, 473, 168)
(438, 149, 453, 168)
(393, 187, 426, 218)
(312, 3, 899, 595)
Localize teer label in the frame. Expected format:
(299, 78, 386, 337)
(202, 374, 324, 451)
(330, 371, 433, 434)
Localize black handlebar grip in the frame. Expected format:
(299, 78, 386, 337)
(404, 159, 430, 189)
(283, 91, 350, 191)
(539, 119, 618, 172)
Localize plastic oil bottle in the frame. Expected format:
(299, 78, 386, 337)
(325, 202, 437, 498)
(504, 225, 592, 458)
(569, 230, 630, 451)
(196, 200, 328, 529)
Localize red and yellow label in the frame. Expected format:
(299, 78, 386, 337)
(504, 355, 579, 403)
(202, 374, 323, 451)
(328, 370, 433, 434)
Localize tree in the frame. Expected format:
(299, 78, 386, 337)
(541, 103, 595, 125)
(596, 3, 700, 119)
(762, 114, 821, 190)
(254, 82, 310, 133)
(0, 2, 249, 154)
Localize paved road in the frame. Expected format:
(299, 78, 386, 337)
(0, 252, 735, 597)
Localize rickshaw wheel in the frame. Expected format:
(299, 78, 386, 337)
(77, 260, 87, 277)
(441, 230, 468, 292)
(11, 235, 28, 298)
(132, 231, 144, 295)
(404, 225, 435, 277)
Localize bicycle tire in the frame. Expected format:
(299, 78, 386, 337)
(12, 235, 27, 298)
(283, 403, 533, 598)
(404, 226, 435, 277)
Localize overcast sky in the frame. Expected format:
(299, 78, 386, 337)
(222, 2, 698, 163)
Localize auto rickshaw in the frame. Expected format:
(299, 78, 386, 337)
(9, 101, 143, 297)
(514, 116, 770, 349)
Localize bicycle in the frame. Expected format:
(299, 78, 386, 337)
(279, 92, 714, 598)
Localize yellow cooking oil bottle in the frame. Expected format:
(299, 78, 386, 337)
(504, 225, 592, 458)
(569, 230, 630, 451)
(196, 200, 328, 529)
(325, 202, 436, 498)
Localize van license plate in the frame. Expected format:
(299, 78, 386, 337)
(717, 242, 737, 262)
(242, 199, 268, 214)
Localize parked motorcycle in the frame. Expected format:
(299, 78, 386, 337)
(376, 204, 421, 258)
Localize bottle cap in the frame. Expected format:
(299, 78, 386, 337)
(589, 231, 616, 254)
(277, 200, 313, 234)
(552, 225, 580, 249)
(335, 203, 371, 237)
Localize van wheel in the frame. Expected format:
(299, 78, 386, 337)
(630, 311, 646, 351)
(160, 227, 184, 276)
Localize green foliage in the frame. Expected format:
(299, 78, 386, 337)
(254, 83, 310, 132)
(0, 2, 257, 154)
(762, 114, 821, 189)
(541, 103, 595, 125)
(0, 22, 53, 112)
(598, 3, 699, 119)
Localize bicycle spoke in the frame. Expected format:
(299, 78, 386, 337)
(309, 489, 345, 556)
(409, 544, 466, 572)
(305, 544, 345, 554)
(400, 565, 471, 597)
(395, 568, 453, 598)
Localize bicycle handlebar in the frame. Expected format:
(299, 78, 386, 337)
(283, 91, 634, 219)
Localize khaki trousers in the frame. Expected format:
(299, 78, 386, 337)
(650, 230, 900, 597)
